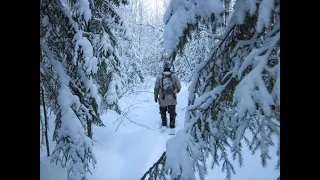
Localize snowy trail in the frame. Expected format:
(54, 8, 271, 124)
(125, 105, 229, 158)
(118, 130, 165, 179)
(40, 81, 191, 180)
(90, 82, 188, 180)
(40, 80, 279, 180)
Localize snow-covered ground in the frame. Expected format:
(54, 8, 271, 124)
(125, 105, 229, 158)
(40, 77, 279, 180)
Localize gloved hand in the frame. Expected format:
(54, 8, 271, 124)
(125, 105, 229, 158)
(154, 94, 158, 103)
(177, 89, 180, 93)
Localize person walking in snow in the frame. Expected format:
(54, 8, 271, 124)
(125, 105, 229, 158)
(154, 61, 181, 134)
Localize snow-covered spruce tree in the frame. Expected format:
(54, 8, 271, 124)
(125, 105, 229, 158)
(115, 4, 146, 93)
(174, 23, 214, 83)
(121, 0, 167, 77)
(130, 24, 165, 78)
(40, 0, 128, 179)
(89, 0, 130, 114)
(142, 0, 280, 179)
(174, 0, 235, 83)
(106, 0, 165, 89)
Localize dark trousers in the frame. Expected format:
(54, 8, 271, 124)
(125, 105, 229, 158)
(160, 105, 176, 128)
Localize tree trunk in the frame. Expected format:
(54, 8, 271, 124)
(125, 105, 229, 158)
(40, 111, 45, 145)
(41, 87, 50, 157)
(87, 120, 92, 139)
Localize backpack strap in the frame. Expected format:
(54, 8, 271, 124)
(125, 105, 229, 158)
(171, 75, 175, 93)
(161, 75, 165, 100)
(171, 75, 176, 99)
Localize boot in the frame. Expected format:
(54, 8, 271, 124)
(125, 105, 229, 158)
(169, 116, 175, 135)
(160, 106, 167, 127)
(168, 105, 176, 129)
(162, 117, 167, 127)
(169, 116, 175, 129)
